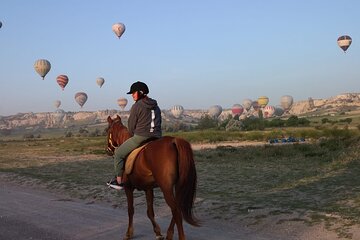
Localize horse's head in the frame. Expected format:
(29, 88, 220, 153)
(105, 115, 131, 156)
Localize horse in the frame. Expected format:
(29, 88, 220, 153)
(106, 115, 200, 240)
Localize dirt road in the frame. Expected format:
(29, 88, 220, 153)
(1, 181, 272, 240)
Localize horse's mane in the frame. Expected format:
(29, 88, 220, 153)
(107, 115, 131, 145)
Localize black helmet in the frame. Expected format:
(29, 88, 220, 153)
(127, 81, 149, 94)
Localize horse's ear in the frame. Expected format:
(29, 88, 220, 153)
(107, 116, 112, 124)
(116, 115, 122, 122)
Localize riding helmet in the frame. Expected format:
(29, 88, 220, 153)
(127, 81, 149, 94)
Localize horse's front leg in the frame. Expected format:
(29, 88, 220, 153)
(124, 188, 135, 240)
(145, 189, 164, 240)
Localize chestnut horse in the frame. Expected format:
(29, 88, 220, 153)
(106, 115, 199, 240)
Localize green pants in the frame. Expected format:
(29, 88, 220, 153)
(113, 134, 149, 177)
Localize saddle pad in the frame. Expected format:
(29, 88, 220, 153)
(125, 144, 148, 174)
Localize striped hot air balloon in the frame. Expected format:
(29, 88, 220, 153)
(112, 22, 126, 39)
(171, 105, 184, 118)
(337, 35, 352, 53)
(34, 59, 51, 79)
(56, 75, 69, 91)
(263, 105, 275, 118)
(75, 92, 88, 108)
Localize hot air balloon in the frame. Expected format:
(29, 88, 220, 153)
(54, 109, 65, 125)
(280, 95, 293, 111)
(252, 101, 260, 111)
(0, 21, 2, 29)
(231, 104, 244, 117)
(257, 96, 269, 108)
(208, 105, 222, 118)
(34, 59, 51, 79)
(96, 77, 105, 88)
(263, 105, 275, 118)
(117, 98, 128, 110)
(75, 92, 88, 108)
(54, 100, 61, 109)
(56, 75, 69, 91)
(112, 22, 126, 39)
(337, 35, 352, 53)
(242, 99, 252, 111)
(274, 106, 285, 116)
(171, 105, 184, 118)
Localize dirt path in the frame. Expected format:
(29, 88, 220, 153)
(2, 178, 355, 240)
(0, 180, 267, 240)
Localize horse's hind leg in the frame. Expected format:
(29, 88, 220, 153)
(166, 218, 175, 240)
(124, 188, 135, 240)
(162, 189, 185, 240)
(145, 189, 163, 240)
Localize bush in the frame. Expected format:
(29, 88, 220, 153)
(65, 131, 73, 138)
(196, 114, 219, 130)
(23, 133, 34, 139)
(339, 118, 352, 124)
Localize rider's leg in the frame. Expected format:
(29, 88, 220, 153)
(113, 135, 149, 184)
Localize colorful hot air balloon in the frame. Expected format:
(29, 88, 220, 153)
(337, 35, 352, 53)
(96, 77, 105, 88)
(54, 100, 61, 109)
(112, 22, 126, 39)
(75, 92, 88, 108)
(117, 98, 128, 110)
(280, 95, 293, 111)
(208, 105, 222, 118)
(171, 105, 184, 118)
(252, 101, 260, 111)
(257, 96, 269, 108)
(263, 105, 275, 118)
(242, 99, 252, 111)
(231, 104, 244, 117)
(34, 59, 51, 79)
(56, 75, 69, 91)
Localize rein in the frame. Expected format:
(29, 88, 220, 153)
(107, 118, 122, 154)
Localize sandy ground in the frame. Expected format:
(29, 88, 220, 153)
(2, 172, 359, 240)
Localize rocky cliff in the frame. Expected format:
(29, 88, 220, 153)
(1, 93, 360, 130)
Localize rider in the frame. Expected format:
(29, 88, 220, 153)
(107, 81, 162, 190)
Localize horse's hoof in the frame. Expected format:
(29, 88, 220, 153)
(123, 234, 133, 240)
(156, 236, 164, 240)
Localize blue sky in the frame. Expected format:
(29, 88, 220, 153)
(0, 0, 359, 116)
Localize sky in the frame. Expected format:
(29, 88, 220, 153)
(0, 0, 359, 116)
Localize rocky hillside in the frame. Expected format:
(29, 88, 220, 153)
(1, 93, 360, 130)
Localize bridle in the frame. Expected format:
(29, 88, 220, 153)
(106, 118, 121, 155)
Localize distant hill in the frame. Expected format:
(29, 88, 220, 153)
(1, 93, 360, 130)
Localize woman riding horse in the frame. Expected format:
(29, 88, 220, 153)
(107, 81, 162, 190)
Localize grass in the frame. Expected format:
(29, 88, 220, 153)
(1, 135, 360, 238)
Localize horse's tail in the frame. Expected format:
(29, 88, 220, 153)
(173, 137, 200, 227)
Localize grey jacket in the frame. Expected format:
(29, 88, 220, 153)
(128, 96, 162, 138)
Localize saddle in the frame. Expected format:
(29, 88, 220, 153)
(124, 137, 160, 175)
(125, 143, 148, 174)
